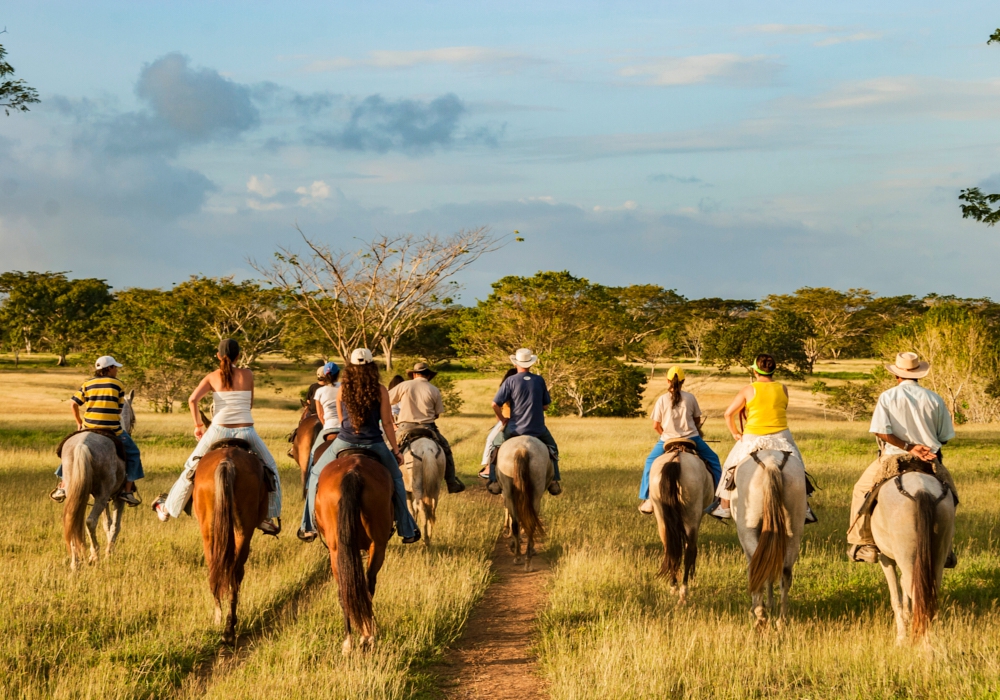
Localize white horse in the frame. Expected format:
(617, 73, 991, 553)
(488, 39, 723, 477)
(648, 445, 714, 604)
(401, 437, 445, 546)
(61, 391, 136, 570)
(733, 449, 806, 629)
(871, 473, 955, 644)
(497, 435, 552, 572)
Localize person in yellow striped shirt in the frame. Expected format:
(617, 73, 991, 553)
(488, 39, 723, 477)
(50, 356, 144, 505)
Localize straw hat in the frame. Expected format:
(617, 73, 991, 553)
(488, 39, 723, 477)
(509, 348, 538, 369)
(407, 362, 437, 379)
(886, 352, 930, 379)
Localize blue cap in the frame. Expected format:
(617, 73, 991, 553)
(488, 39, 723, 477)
(323, 361, 340, 376)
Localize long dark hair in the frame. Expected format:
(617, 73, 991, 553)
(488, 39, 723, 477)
(668, 375, 684, 407)
(219, 339, 240, 390)
(341, 363, 382, 429)
(501, 367, 517, 386)
(387, 374, 405, 390)
(95, 367, 114, 378)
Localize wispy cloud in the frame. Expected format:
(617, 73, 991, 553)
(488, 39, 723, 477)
(649, 173, 705, 184)
(740, 24, 833, 35)
(305, 46, 541, 72)
(814, 31, 883, 47)
(618, 53, 781, 87)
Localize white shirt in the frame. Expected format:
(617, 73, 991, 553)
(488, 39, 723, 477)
(212, 391, 253, 425)
(650, 390, 702, 440)
(314, 383, 341, 431)
(869, 380, 955, 456)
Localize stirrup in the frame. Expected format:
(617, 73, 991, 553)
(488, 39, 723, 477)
(259, 517, 281, 537)
(49, 487, 67, 503)
(297, 528, 317, 543)
(486, 481, 502, 495)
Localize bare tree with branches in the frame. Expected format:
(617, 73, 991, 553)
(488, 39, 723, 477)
(254, 227, 504, 368)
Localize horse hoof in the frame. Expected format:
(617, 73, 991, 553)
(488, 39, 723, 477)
(222, 631, 235, 647)
(342, 638, 354, 655)
(508, 541, 517, 554)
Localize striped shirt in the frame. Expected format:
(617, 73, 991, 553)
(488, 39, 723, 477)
(71, 376, 125, 435)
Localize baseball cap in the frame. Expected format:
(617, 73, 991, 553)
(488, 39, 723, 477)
(665, 366, 685, 381)
(350, 348, 374, 365)
(95, 356, 123, 370)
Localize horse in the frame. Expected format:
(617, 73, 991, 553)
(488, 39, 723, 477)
(732, 449, 806, 629)
(288, 407, 321, 499)
(314, 451, 394, 654)
(192, 440, 270, 645)
(497, 435, 552, 572)
(62, 390, 136, 571)
(401, 437, 445, 546)
(871, 473, 955, 644)
(648, 444, 714, 604)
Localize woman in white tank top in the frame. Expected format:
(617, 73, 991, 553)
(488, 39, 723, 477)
(152, 339, 283, 535)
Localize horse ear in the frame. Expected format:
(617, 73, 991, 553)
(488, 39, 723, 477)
(127, 389, 135, 402)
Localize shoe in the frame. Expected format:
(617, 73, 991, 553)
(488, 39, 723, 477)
(638, 499, 654, 515)
(49, 487, 66, 503)
(259, 518, 281, 537)
(487, 481, 502, 495)
(848, 544, 879, 563)
(119, 491, 141, 507)
(945, 550, 958, 569)
(708, 506, 731, 521)
(805, 505, 818, 525)
(152, 495, 170, 522)
(547, 481, 562, 496)
(478, 468, 489, 480)
(402, 528, 422, 544)
(297, 528, 318, 543)
(447, 479, 466, 494)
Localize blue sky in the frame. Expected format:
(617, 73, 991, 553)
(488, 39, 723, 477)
(2, 2, 999, 302)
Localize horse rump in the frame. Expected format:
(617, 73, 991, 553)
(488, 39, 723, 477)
(911, 491, 939, 639)
(208, 458, 237, 603)
(511, 446, 544, 538)
(337, 468, 374, 631)
(657, 459, 688, 579)
(748, 458, 788, 593)
(63, 443, 93, 558)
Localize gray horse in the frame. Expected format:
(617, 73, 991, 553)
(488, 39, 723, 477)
(61, 391, 135, 570)
(497, 435, 552, 572)
(871, 472, 955, 644)
(402, 437, 445, 547)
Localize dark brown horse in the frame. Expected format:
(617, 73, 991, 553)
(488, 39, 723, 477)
(288, 408, 321, 498)
(193, 441, 269, 645)
(314, 452, 394, 654)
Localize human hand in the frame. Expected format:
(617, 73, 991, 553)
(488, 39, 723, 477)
(393, 449, 403, 465)
(75, 422, 84, 431)
(500, 417, 509, 428)
(194, 424, 205, 440)
(908, 443, 936, 462)
(732, 432, 743, 442)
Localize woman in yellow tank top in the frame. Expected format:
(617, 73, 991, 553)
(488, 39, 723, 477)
(707, 353, 814, 523)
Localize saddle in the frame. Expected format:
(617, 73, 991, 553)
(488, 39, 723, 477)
(56, 429, 126, 463)
(723, 449, 793, 491)
(662, 438, 697, 456)
(859, 454, 957, 520)
(338, 447, 382, 462)
(207, 438, 276, 493)
(397, 426, 440, 454)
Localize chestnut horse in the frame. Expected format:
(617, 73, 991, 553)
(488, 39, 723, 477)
(288, 408, 321, 498)
(193, 441, 269, 645)
(314, 451, 394, 654)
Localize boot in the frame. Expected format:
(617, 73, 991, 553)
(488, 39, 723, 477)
(487, 481, 502, 495)
(945, 550, 958, 569)
(402, 528, 422, 544)
(848, 543, 879, 563)
(447, 478, 466, 494)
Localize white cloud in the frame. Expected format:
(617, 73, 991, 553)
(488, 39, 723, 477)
(740, 24, 833, 35)
(800, 76, 1000, 120)
(247, 174, 277, 198)
(305, 47, 539, 72)
(246, 198, 284, 211)
(296, 180, 331, 205)
(618, 53, 780, 86)
(815, 31, 883, 47)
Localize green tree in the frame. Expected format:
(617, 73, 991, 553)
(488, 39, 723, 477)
(44, 277, 113, 365)
(958, 30, 1000, 226)
(609, 284, 686, 358)
(702, 310, 813, 378)
(763, 287, 874, 368)
(0, 40, 39, 115)
(394, 306, 461, 365)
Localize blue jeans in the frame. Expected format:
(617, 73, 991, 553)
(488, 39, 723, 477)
(488, 424, 560, 482)
(56, 431, 144, 483)
(301, 437, 416, 539)
(639, 435, 721, 500)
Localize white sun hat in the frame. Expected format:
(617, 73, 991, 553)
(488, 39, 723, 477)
(886, 352, 930, 379)
(95, 355, 123, 370)
(509, 348, 538, 369)
(350, 348, 375, 365)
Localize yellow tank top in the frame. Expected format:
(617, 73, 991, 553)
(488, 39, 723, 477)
(743, 382, 788, 435)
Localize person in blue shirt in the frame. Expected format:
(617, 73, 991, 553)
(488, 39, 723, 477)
(486, 348, 562, 496)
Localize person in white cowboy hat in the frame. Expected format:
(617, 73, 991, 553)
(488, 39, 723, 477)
(486, 348, 562, 496)
(389, 361, 466, 493)
(847, 351, 957, 564)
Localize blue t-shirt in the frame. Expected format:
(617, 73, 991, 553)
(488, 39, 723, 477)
(493, 372, 550, 436)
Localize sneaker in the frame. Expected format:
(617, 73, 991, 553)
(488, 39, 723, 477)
(447, 479, 466, 494)
(49, 487, 67, 503)
(708, 506, 731, 521)
(478, 468, 490, 480)
(487, 481, 502, 495)
(297, 528, 318, 543)
(119, 491, 141, 507)
(945, 550, 958, 569)
(152, 495, 170, 522)
(402, 528, 422, 544)
(259, 518, 281, 537)
(848, 544, 879, 563)
(805, 505, 818, 525)
(638, 499, 654, 515)
(547, 481, 562, 496)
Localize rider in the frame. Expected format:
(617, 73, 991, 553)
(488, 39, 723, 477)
(304, 365, 325, 412)
(50, 355, 143, 506)
(638, 366, 721, 514)
(298, 348, 420, 544)
(151, 339, 282, 535)
(480, 368, 517, 479)
(296, 361, 341, 540)
(707, 353, 815, 523)
(847, 352, 957, 564)
(486, 348, 562, 496)
(389, 362, 466, 494)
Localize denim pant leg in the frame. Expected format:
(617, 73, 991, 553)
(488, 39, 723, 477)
(534, 426, 561, 480)
(690, 435, 722, 488)
(301, 444, 336, 534)
(367, 442, 417, 539)
(119, 431, 144, 482)
(640, 441, 664, 500)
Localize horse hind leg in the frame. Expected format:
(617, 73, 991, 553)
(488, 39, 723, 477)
(679, 530, 698, 605)
(509, 517, 522, 565)
(86, 499, 107, 565)
(776, 567, 793, 630)
(751, 589, 768, 630)
(524, 523, 535, 573)
(105, 501, 125, 557)
(879, 556, 907, 644)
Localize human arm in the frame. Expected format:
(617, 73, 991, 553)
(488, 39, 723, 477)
(316, 399, 326, 427)
(874, 432, 937, 462)
(433, 387, 444, 420)
(71, 402, 83, 430)
(188, 374, 215, 439)
(493, 402, 508, 426)
(653, 420, 663, 437)
(493, 380, 512, 426)
(379, 386, 402, 462)
(724, 386, 751, 441)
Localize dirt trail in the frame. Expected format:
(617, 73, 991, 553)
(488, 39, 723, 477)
(434, 531, 552, 700)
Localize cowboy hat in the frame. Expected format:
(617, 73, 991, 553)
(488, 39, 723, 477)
(509, 348, 538, 369)
(407, 361, 437, 379)
(886, 352, 930, 379)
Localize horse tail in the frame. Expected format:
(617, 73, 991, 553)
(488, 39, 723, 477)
(337, 468, 373, 632)
(748, 459, 788, 593)
(911, 491, 939, 639)
(658, 459, 688, 579)
(209, 457, 237, 603)
(63, 443, 93, 557)
(511, 446, 544, 538)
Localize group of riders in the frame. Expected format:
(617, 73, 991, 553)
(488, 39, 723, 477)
(50, 340, 956, 565)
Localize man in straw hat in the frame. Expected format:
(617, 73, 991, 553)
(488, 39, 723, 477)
(486, 348, 562, 496)
(389, 362, 465, 493)
(847, 351, 957, 564)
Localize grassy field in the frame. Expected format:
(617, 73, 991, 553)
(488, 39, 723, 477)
(2, 356, 999, 698)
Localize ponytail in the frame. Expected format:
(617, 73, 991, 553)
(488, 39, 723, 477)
(217, 338, 240, 390)
(668, 375, 683, 407)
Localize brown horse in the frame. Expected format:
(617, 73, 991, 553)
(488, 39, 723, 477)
(288, 408, 321, 498)
(314, 451, 394, 654)
(193, 441, 269, 645)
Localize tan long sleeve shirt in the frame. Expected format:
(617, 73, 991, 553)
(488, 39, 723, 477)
(388, 376, 444, 424)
